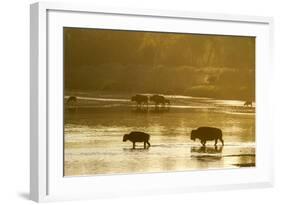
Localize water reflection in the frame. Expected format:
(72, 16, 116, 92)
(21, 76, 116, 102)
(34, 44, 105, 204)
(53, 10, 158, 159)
(122, 148, 150, 152)
(191, 146, 223, 154)
(64, 96, 255, 176)
(191, 146, 223, 162)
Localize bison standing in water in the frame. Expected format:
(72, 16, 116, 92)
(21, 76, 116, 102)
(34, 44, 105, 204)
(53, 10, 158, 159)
(123, 131, 151, 149)
(66, 96, 77, 105)
(244, 101, 253, 107)
(191, 127, 224, 146)
(150, 94, 170, 109)
(131, 94, 149, 109)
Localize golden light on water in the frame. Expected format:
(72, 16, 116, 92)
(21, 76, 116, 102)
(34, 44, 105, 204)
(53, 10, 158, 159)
(63, 28, 255, 176)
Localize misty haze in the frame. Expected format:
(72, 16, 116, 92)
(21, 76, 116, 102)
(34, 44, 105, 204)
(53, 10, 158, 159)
(63, 28, 255, 176)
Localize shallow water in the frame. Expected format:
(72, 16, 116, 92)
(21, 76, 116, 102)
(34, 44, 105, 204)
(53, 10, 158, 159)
(64, 95, 255, 176)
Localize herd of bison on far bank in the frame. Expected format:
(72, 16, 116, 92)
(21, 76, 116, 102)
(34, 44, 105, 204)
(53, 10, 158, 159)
(67, 94, 253, 149)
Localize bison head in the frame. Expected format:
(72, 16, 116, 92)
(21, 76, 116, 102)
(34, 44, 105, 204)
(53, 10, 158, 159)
(131, 96, 136, 102)
(190, 130, 197, 141)
(123, 134, 129, 142)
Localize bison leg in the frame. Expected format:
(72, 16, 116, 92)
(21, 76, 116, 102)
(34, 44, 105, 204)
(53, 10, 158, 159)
(133, 142, 136, 149)
(220, 138, 224, 146)
(144, 142, 146, 149)
(201, 140, 206, 146)
(146, 141, 151, 148)
(214, 139, 218, 146)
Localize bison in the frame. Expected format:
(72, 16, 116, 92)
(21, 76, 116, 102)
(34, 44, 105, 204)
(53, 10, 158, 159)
(123, 131, 151, 149)
(66, 96, 77, 104)
(244, 101, 253, 107)
(190, 127, 224, 146)
(149, 94, 170, 109)
(131, 94, 149, 109)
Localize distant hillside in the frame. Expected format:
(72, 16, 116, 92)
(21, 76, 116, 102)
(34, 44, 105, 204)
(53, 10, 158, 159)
(64, 28, 255, 101)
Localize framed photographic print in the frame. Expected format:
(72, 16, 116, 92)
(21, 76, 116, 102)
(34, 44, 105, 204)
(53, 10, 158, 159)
(30, 2, 274, 202)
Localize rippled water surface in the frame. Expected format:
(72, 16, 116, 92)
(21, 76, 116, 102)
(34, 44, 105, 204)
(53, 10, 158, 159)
(64, 95, 255, 176)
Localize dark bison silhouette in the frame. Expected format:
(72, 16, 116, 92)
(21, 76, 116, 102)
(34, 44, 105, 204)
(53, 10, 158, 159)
(131, 94, 149, 108)
(191, 127, 224, 146)
(244, 101, 253, 107)
(66, 96, 77, 105)
(149, 95, 170, 108)
(164, 99, 170, 105)
(123, 131, 151, 149)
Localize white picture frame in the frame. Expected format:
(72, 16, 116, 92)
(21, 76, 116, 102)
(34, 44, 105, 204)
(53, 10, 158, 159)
(30, 2, 274, 202)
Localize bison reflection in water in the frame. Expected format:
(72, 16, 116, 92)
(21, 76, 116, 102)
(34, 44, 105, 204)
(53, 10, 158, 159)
(123, 131, 151, 149)
(191, 145, 223, 154)
(191, 127, 224, 146)
(191, 144, 223, 162)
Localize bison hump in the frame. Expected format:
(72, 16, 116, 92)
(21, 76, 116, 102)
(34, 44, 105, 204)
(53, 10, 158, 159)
(198, 127, 221, 131)
(130, 131, 148, 135)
